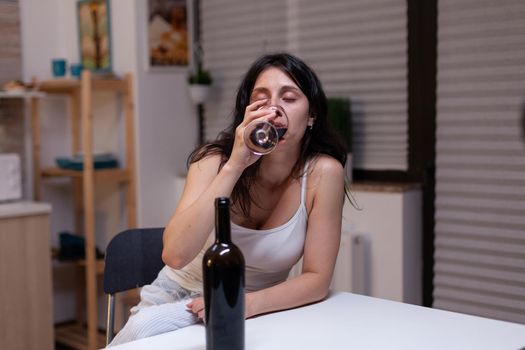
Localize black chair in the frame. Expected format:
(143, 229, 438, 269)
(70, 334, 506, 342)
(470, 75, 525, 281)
(103, 227, 165, 345)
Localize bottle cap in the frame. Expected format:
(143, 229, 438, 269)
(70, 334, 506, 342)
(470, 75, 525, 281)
(215, 197, 230, 207)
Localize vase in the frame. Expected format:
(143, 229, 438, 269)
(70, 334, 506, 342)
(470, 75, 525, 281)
(188, 85, 211, 104)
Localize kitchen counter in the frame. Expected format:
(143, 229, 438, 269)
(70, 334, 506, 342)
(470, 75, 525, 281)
(350, 180, 421, 193)
(0, 200, 54, 350)
(0, 200, 52, 219)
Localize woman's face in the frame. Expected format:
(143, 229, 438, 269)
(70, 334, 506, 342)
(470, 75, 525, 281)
(249, 67, 312, 148)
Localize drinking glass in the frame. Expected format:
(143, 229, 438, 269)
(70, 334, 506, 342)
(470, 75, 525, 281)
(243, 105, 289, 155)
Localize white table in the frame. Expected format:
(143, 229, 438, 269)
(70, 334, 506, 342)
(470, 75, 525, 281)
(110, 292, 525, 350)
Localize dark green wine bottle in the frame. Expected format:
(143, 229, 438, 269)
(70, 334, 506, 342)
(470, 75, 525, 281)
(203, 197, 245, 350)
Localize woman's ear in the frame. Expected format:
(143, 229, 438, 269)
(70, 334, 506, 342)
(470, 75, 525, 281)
(307, 116, 315, 129)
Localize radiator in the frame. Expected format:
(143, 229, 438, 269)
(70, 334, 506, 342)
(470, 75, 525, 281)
(288, 230, 369, 295)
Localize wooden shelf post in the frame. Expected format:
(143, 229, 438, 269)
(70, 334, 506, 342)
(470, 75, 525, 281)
(31, 71, 137, 350)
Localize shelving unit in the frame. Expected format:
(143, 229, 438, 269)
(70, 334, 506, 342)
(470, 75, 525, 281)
(31, 70, 137, 350)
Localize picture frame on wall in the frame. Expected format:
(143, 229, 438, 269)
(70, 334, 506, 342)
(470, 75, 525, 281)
(146, 0, 193, 71)
(77, 0, 112, 74)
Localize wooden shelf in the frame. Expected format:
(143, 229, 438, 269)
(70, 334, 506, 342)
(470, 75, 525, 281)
(55, 323, 106, 350)
(76, 259, 105, 275)
(38, 79, 79, 93)
(53, 259, 105, 275)
(41, 167, 130, 182)
(39, 77, 126, 94)
(32, 70, 137, 350)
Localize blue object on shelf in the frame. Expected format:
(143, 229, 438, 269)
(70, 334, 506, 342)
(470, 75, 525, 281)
(70, 63, 83, 78)
(52, 58, 67, 77)
(55, 153, 119, 171)
(58, 231, 105, 261)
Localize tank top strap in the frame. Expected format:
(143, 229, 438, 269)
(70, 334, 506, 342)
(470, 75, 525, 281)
(300, 160, 310, 204)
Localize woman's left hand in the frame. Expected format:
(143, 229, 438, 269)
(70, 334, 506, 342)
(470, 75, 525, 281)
(187, 294, 254, 321)
(186, 297, 205, 321)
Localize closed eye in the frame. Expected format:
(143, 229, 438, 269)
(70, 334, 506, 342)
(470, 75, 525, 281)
(250, 96, 268, 103)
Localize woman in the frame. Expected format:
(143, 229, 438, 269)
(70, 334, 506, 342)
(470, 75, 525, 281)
(109, 53, 347, 346)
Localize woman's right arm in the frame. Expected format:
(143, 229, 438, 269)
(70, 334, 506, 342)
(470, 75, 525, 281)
(162, 99, 272, 269)
(162, 155, 243, 269)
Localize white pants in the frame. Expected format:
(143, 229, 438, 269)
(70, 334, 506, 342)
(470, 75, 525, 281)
(108, 267, 200, 347)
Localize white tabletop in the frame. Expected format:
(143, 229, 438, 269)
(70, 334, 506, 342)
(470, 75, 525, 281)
(110, 292, 525, 350)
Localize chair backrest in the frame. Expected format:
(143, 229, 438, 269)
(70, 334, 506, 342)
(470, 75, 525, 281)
(103, 228, 165, 295)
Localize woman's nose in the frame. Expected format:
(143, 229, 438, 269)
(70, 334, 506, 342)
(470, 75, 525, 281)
(269, 96, 280, 106)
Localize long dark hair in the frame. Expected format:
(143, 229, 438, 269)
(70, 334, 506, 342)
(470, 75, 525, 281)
(188, 53, 348, 216)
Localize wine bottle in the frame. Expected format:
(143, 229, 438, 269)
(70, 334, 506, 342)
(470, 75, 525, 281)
(203, 197, 245, 350)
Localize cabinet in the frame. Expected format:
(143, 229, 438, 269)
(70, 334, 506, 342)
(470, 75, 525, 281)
(0, 202, 53, 350)
(31, 71, 137, 350)
(341, 183, 422, 304)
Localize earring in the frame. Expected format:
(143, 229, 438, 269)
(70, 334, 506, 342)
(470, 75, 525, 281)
(307, 118, 315, 130)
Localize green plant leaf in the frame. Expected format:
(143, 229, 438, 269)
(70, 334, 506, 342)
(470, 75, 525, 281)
(188, 69, 213, 85)
(327, 97, 352, 152)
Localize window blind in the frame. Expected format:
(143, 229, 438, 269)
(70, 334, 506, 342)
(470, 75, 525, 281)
(200, 0, 408, 170)
(200, 0, 287, 141)
(434, 0, 525, 324)
(295, 0, 408, 170)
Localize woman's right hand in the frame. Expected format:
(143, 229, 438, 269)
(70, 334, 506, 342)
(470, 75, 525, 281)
(164, 102, 275, 269)
(226, 99, 276, 171)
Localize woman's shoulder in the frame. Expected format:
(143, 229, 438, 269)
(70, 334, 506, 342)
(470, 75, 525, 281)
(304, 155, 345, 214)
(308, 154, 344, 179)
(188, 153, 223, 176)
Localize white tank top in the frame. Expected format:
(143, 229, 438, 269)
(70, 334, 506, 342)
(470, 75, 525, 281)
(164, 162, 309, 293)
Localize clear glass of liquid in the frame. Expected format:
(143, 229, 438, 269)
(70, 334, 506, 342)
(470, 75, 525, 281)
(243, 105, 289, 155)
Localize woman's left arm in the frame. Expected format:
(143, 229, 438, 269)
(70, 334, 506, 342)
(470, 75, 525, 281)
(188, 156, 345, 318)
(245, 156, 345, 317)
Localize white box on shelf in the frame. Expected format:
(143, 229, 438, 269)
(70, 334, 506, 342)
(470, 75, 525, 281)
(0, 153, 22, 202)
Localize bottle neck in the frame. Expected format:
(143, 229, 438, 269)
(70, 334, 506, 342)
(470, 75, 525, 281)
(215, 204, 231, 243)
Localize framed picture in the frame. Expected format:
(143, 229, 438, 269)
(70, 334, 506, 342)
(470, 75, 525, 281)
(146, 0, 192, 71)
(77, 0, 112, 73)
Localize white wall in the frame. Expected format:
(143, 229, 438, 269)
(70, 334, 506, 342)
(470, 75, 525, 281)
(19, 0, 197, 324)
(133, 0, 198, 227)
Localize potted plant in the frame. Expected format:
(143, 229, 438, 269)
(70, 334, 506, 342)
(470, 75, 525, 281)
(188, 43, 213, 105)
(327, 97, 353, 182)
(327, 97, 352, 151)
(187, 67, 212, 104)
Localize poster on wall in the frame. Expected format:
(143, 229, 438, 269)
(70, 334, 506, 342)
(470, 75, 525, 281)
(147, 0, 191, 71)
(77, 0, 112, 73)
